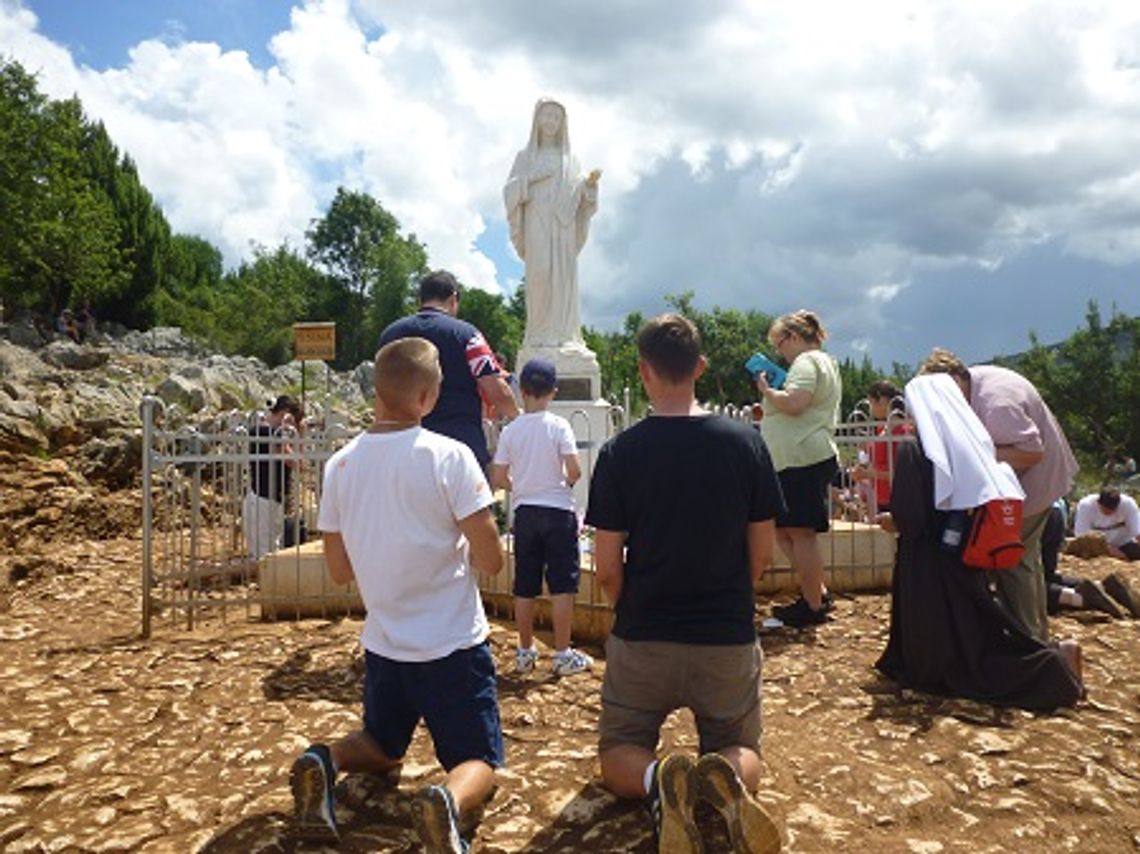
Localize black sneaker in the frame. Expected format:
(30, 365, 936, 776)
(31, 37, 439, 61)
(412, 784, 468, 853)
(1076, 579, 1124, 619)
(771, 597, 830, 628)
(290, 743, 338, 841)
(1103, 573, 1140, 618)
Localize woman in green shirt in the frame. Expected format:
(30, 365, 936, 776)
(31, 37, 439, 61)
(757, 310, 842, 628)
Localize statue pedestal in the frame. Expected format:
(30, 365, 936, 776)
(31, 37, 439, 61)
(547, 398, 615, 511)
(516, 340, 611, 509)
(516, 341, 601, 402)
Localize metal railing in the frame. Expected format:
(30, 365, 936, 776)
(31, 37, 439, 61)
(140, 391, 911, 636)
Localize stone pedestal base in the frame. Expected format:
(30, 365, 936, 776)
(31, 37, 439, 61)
(516, 341, 601, 402)
(547, 398, 615, 511)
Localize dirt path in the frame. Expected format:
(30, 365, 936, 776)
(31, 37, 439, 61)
(2, 534, 1140, 852)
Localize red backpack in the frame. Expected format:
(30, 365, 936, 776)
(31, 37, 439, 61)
(961, 498, 1025, 570)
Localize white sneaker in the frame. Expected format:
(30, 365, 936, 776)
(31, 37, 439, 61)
(552, 648, 593, 676)
(515, 646, 539, 673)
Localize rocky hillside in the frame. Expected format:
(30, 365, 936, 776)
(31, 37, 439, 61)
(0, 320, 374, 489)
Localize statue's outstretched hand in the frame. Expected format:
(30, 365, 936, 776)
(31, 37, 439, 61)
(586, 169, 602, 187)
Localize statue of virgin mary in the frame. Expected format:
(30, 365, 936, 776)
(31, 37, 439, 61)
(503, 98, 600, 350)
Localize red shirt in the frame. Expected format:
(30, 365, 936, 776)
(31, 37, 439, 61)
(868, 422, 913, 507)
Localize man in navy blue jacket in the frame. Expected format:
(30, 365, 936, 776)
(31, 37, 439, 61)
(379, 270, 518, 468)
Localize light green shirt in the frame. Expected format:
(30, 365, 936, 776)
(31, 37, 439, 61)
(760, 349, 841, 471)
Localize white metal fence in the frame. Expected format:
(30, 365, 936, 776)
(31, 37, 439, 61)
(140, 394, 912, 637)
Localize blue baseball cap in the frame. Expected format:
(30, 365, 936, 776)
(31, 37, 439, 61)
(520, 358, 557, 394)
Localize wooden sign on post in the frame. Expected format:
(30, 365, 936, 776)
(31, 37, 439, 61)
(292, 322, 336, 362)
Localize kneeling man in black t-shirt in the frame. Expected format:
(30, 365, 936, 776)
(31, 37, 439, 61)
(586, 313, 785, 854)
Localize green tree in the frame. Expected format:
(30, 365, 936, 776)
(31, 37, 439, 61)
(0, 63, 126, 315)
(1016, 303, 1140, 470)
(153, 234, 224, 341)
(662, 291, 775, 405)
(837, 354, 881, 419)
(306, 187, 426, 367)
(457, 286, 523, 369)
(215, 244, 324, 365)
(83, 126, 171, 327)
(0, 59, 174, 324)
(585, 311, 646, 414)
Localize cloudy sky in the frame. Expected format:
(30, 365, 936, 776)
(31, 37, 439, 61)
(5, 0, 1140, 368)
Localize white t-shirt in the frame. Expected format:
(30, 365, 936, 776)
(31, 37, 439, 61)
(492, 410, 578, 512)
(1073, 493, 1140, 547)
(318, 427, 493, 662)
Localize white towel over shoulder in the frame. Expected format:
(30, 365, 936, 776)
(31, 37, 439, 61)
(905, 374, 1024, 511)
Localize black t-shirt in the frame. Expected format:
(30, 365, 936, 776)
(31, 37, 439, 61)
(249, 423, 291, 503)
(585, 415, 785, 644)
(378, 308, 500, 466)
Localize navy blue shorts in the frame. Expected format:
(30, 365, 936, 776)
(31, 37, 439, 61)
(512, 505, 580, 598)
(362, 642, 504, 771)
(776, 456, 838, 533)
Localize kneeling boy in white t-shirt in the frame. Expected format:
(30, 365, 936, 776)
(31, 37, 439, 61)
(490, 358, 592, 677)
(290, 337, 505, 853)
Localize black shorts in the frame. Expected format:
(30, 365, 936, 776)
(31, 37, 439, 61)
(512, 505, 580, 597)
(776, 456, 838, 532)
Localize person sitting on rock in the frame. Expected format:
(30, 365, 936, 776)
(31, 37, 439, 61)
(56, 308, 80, 343)
(289, 337, 505, 852)
(586, 314, 783, 853)
(1073, 487, 1140, 562)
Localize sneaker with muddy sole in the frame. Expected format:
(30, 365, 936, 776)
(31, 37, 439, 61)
(695, 752, 781, 854)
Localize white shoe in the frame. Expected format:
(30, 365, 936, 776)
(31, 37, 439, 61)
(552, 648, 593, 676)
(515, 646, 539, 673)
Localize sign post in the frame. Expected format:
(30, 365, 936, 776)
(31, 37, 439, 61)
(292, 322, 336, 416)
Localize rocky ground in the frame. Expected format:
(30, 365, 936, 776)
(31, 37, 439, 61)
(3, 454, 1140, 853)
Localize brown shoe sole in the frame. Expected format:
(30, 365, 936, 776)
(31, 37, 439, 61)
(657, 754, 704, 854)
(289, 755, 339, 842)
(695, 753, 781, 854)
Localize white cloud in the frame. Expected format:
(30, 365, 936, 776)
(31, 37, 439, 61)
(3, 0, 1140, 364)
(868, 283, 906, 304)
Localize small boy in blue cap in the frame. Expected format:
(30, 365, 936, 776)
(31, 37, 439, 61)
(490, 358, 592, 676)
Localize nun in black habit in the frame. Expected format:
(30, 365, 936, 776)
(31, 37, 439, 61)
(875, 377, 1082, 712)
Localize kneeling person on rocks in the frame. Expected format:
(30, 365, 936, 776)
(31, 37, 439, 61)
(490, 358, 592, 677)
(290, 337, 505, 852)
(586, 314, 784, 854)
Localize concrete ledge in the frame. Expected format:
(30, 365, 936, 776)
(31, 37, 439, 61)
(257, 523, 897, 635)
(258, 540, 363, 619)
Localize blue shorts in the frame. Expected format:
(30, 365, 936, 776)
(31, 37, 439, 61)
(362, 642, 504, 771)
(512, 505, 580, 598)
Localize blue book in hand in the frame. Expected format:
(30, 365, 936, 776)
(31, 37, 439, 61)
(744, 352, 787, 389)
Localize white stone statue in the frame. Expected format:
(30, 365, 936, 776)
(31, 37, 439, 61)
(504, 98, 601, 350)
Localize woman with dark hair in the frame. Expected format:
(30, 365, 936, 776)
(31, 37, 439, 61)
(756, 310, 842, 627)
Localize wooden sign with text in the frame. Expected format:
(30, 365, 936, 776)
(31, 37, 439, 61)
(292, 322, 336, 362)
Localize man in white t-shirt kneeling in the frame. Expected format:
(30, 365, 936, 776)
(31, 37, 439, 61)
(1074, 487, 1140, 562)
(289, 337, 505, 853)
(490, 358, 592, 677)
